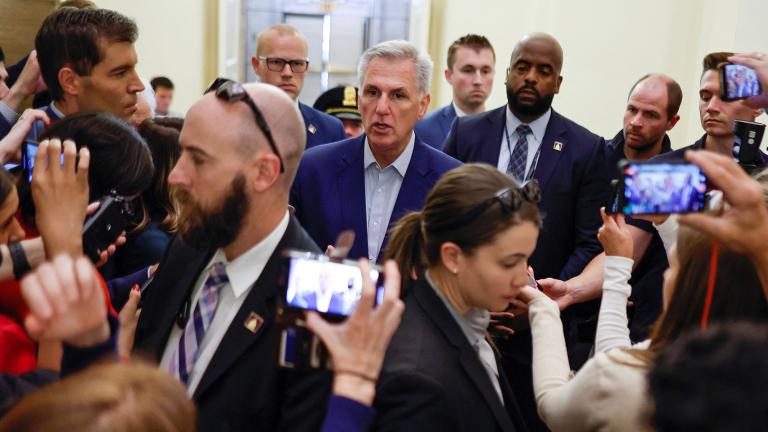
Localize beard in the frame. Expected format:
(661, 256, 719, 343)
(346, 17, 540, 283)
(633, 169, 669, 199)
(506, 84, 555, 118)
(175, 174, 249, 251)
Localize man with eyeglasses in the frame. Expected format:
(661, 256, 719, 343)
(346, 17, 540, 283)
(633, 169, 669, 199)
(290, 40, 461, 263)
(251, 24, 346, 148)
(132, 81, 331, 432)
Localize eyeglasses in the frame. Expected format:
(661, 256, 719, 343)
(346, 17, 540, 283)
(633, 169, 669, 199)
(205, 78, 284, 173)
(442, 180, 542, 230)
(257, 56, 310, 73)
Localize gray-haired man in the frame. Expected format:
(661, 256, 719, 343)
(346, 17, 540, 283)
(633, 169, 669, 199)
(290, 40, 461, 262)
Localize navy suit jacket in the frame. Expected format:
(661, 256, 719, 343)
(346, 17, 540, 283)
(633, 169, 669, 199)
(414, 103, 457, 149)
(291, 134, 462, 262)
(443, 106, 609, 281)
(298, 102, 346, 149)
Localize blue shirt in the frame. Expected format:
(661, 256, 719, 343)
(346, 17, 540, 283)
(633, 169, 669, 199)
(363, 133, 415, 261)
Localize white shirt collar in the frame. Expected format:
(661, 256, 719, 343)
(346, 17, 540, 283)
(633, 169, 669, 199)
(452, 101, 468, 118)
(505, 106, 552, 142)
(205, 211, 290, 298)
(363, 132, 416, 176)
(49, 102, 65, 119)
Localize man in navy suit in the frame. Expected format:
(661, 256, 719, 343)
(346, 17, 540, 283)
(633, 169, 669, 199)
(415, 34, 496, 149)
(444, 32, 609, 431)
(251, 24, 345, 149)
(291, 40, 461, 262)
(0, 9, 145, 139)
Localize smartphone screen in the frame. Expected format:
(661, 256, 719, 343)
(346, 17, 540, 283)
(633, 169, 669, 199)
(722, 64, 762, 101)
(620, 162, 707, 215)
(283, 253, 384, 317)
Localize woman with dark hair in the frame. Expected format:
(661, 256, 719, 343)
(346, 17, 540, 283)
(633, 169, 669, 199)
(374, 163, 540, 431)
(113, 117, 182, 275)
(522, 209, 768, 431)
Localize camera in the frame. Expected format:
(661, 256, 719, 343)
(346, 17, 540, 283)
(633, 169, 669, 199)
(733, 120, 765, 172)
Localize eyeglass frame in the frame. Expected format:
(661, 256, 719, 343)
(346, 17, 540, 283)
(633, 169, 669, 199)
(204, 77, 284, 173)
(257, 56, 310, 73)
(440, 180, 542, 230)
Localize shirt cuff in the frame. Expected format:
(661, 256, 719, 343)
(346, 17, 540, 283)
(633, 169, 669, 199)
(0, 101, 20, 124)
(320, 394, 375, 432)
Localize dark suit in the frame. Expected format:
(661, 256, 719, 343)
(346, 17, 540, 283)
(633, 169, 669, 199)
(443, 106, 608, 280)
(444, 106, 609, 431)
(373, 279, 528, 432)
(133, 216, 332, 432)
(290, 134, 462, 262)
(415, 103, 457, 149)
(299, 102, 346, 149)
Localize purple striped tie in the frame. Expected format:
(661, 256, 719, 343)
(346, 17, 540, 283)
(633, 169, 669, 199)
(169, 262, 229, 385)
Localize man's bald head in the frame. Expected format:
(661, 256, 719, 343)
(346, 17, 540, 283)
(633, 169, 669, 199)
(256, 24, 308, 56)
(628, 73, 682, 120)
(510, 32, 564, 74)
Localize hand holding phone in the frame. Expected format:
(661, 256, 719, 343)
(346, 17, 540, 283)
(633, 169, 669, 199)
(82, 195, 132, 263)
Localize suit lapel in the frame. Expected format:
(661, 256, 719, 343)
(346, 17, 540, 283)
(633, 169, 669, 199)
(138, 242, 215, 359)
(439, 104, 457, 136)
(193, 219, 299, 398)
(482, 107, 507, 166)
(414, 281, 517, 431)
(533, 110, 567, 191)
(299, 103, 318, 138)
(337, 136, 369, 258)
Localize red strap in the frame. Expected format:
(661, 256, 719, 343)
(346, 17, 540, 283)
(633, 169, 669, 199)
(701, 240, 720, 330)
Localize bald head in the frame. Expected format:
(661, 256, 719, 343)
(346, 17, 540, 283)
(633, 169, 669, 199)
(242, 83, 305, 186)
(256, 24, 308, 56)
(510, 32, 563, 74)
(628, 73, 682, 120)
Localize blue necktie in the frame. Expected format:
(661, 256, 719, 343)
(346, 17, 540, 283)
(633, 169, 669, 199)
(169, 262, 229, 385)
(508, 124, 531, 182)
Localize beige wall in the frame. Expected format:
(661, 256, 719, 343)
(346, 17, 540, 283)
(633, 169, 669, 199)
(429, 0, 768, 149)
(96, 0, 214, 115)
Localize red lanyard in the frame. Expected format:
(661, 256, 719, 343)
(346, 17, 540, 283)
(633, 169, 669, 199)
(701, 240, 720, 330)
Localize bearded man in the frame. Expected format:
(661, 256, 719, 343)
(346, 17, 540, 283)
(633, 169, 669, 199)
(443, 32, 609, 431)
(132, 81, 331, 432)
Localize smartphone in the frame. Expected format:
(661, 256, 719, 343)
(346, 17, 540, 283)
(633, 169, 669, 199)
(21, 120, 48, 183)
(618, 161, 708, 215)
(82, 195, 131, 262)
(281, 250, 384, 319)
(721, 63, 763, 101)
(606, 179, 621, 214)
(733, 120, 766, 167)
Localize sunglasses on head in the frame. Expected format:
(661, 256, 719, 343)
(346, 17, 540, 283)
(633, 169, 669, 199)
(443, 180, 542, 230)
(205, 78, 284, 173)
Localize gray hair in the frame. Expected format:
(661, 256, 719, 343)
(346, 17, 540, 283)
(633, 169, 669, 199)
(357, 40, 433, 95)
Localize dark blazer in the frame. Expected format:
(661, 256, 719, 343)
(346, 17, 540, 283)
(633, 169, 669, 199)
(414, 103, 457, 149)
(443, 106, 609, 281)
(372, 279, 528, 432)
(133, 215, 332, 432)
(290, 134, 462, 262)
(299, 102, 346, 149)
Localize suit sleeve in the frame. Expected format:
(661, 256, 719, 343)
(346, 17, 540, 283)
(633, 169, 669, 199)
(441, 117, 460, 157)
(559, 137, 610, 280)
(372, 371, 458, 432)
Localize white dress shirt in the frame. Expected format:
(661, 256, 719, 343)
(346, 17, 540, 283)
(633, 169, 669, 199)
(452, 101, 468, 118)
(363, 133, 415, 261)
(497, 107, 552, 179)
(161, 211, 290, 395)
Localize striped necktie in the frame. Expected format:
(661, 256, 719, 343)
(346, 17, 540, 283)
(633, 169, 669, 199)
(169, 262, 229, 385)
(507, 124, 532, 182)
